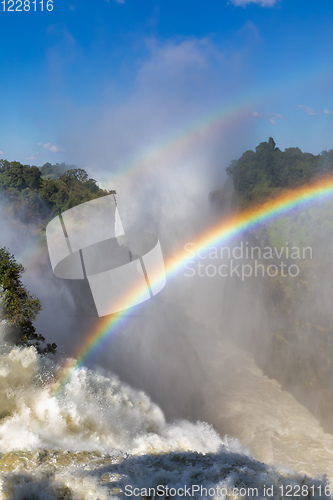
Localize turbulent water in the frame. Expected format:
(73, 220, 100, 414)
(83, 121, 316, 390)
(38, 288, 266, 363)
(0, 345, 332, 499)
(199, 338, 333, 480)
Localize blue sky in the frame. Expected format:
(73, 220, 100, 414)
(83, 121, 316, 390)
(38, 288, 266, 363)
(1, 0, 333, 182)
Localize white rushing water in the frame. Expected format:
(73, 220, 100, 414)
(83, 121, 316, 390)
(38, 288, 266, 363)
(0, 345, 331, 499)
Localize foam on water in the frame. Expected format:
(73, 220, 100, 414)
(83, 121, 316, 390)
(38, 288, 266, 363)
(0, 347, 220, 455)
(0, 346, 331, 499)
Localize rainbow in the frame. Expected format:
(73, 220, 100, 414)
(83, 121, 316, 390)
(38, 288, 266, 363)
(102, 105, 247, 192)
(54, 174, 333, 393)
(99, 60, 331, 191)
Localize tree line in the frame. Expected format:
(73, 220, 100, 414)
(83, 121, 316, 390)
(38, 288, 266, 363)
(0, 160, 110, 223)
(0, 160, 112, 355)
(212, 138, 333, 208)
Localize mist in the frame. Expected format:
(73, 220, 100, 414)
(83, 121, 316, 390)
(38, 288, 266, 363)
(2, 37, 333, 485)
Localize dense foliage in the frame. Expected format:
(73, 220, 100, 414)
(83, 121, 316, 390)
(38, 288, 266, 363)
(0, 159, 111, 355)
(0, 247, 56, 354)
(0, 160, 110, 222)
(224, 138, 333, 207)
(40, 162, 76, 179)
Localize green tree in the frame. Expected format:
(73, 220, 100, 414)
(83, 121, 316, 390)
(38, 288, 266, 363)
(225, 138, 319, 206)
(60, 168, 89, 185)
(0, 247, 56, 355)
(40, 162, 73, 179)
(23, 165, 42, 190)
(0, 160, 111, 222)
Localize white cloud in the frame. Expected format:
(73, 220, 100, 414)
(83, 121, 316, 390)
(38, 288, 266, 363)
(26, 153, 40, 160)
(230, 0, 278, 7)
(0, 150, 4, 155)
(267, 112, 285, 124)
(297, 105, 317, 116)
(115, 0, 125, 3)
(297, 105, 331, 116)
(253, 111, 285, 124)
(60, 37, 252, 224)
(237, 20, 261, 46)
(38, 142, 65, 153)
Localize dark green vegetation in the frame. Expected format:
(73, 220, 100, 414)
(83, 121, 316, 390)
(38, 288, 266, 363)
(214, 139, 333, 432)
(0, 160, 111, 355)
(39, 162, 76, 179)
(211, 137, 333, 209)
(0, 247, 56, 354)
(0, 160, 110, 223)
